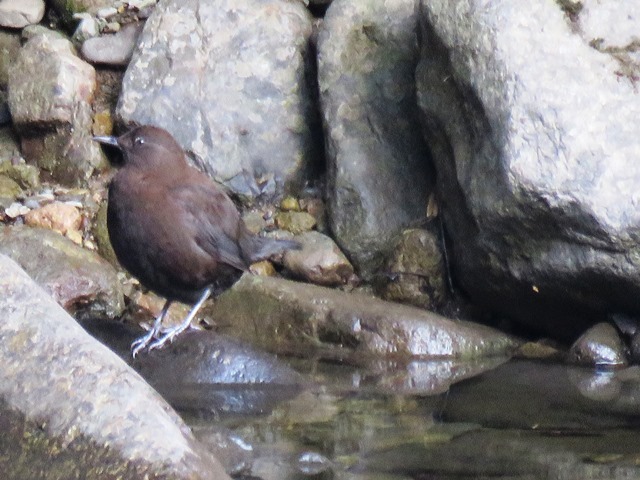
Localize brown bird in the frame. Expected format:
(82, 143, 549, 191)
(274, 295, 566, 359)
(94, 126, 300, 356)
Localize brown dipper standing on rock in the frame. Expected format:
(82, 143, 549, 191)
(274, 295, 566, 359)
(95, 126, 300, 357)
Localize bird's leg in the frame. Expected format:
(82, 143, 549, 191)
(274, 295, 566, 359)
(131, 300, 172, 358)
(147, 286, 213, 352)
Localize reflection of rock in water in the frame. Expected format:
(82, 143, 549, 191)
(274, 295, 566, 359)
(79, 320, 305, 417)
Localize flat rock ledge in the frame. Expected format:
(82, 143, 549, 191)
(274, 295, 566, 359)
(0, 254, 230, 480)
(212, 274, 519, 360)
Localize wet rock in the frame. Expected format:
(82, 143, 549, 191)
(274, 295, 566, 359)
(0, 30, 20, 86)
(379, 228, 446, 310)
(275, 210, 317, 234)
(568, 323, 628, 367)
(0, 225, 124, 317)
(117, 0, 320, 199)
(416, 1, 640, 339)
(81, 319, 305, 417)
(318, 0, 433, 276)
(0, 0, 45, 28)
(135, 331, 305, 389)
(0, 254, 230, 480)
(212, 274, 519, 359)
(81, 22, 144, 66)
(8, 29, 106, 186)
(24, 201, 83, 239)
(284, 230, 353, 286)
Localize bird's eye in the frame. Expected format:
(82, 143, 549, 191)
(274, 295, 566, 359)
(134, 136, 145, 146)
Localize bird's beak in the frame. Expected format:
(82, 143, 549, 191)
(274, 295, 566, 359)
(93, 135, 120, 148)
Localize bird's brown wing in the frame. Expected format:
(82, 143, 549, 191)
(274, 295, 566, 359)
(171, 182, 249, 272)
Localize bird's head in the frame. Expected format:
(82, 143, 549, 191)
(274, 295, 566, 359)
(94, 125, 188, 169)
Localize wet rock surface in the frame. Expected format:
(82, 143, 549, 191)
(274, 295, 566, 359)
(81, 319, 305, 417)
(568, 322, 628, 367)
(0, 254, 230, 480)
(212, 273, 519, 360)
(0, 226, 124, 317)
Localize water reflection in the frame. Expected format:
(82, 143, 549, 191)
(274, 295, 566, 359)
(183, 359, 640, 480)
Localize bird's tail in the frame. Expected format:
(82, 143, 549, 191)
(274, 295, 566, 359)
(240, 231, 301, 264)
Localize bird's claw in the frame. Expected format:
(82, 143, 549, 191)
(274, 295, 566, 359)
(147, 323, 192, 352)
(131, 323, 164, 358)
(131, 332, 154, 358)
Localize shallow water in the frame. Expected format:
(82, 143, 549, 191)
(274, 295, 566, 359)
(181, 358, 640, 480)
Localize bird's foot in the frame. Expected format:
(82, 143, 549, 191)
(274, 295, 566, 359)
(147, 322, 193, 352)
(131, 328, 158, 358)
(131, 300, 172, 358)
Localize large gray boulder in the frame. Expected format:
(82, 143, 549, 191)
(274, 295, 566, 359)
(416, 0, 640, 337)
(0, 254, 230, 479)
(318, 0, 433, 276)
(117, 0, 320, 199)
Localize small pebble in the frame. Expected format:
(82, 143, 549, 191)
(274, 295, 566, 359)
(568, 322, 628, 367)
(249, 260, 276, 276)
(66, 229, 83, 245)
(275, 211, 316, 235)
(103, 22, 121, 33)
(283, 231, 354, 286)
(72, 15, 100, 42)
(96, 7, 118, 19)
(5, 202, 30, 218)
(24, 201, 82, 237)
(280, 196, 300, 211)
